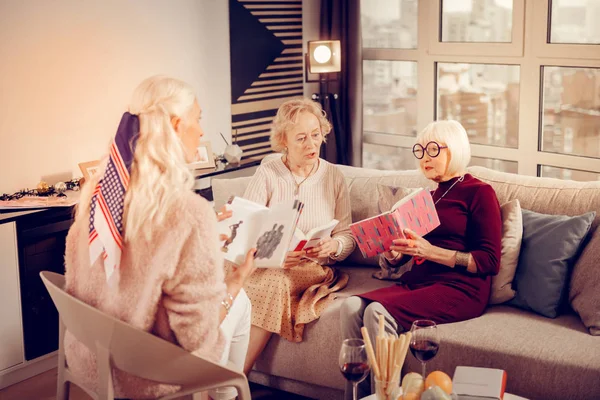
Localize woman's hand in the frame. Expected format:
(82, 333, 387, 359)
(383, 250, 401, 261)
(306, 237, 339, 259)
(391, 229, 434, 260)
(226, 248, 257, 289)
(283, 250, 306, 269)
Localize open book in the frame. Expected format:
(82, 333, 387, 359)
(289, 219, 339, 252)
(218, 196, 304, 268)
(350, 188, 440, 258)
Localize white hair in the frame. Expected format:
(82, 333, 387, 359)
(416, 120, 471, 177)
(78, 75, 196, 243)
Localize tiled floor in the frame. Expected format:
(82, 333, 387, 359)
(0, 368, 314, 400)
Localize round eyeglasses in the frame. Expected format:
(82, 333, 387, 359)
(412, 141, 448, 159)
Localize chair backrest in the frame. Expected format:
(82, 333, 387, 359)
(40, 271, 244, 387)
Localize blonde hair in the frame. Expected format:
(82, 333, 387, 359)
(270, 98, 332, 153)
(416, 120, 471, 177)
(79, 76, 196, 243)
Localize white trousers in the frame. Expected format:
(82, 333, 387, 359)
(208, 289, 252, 400)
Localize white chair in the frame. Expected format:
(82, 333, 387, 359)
(40, 271, 251, 400)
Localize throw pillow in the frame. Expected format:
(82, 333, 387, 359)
(489, 199, 523, 304)
(509, 209, 596, 318)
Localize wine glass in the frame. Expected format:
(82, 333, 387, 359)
(339, 338, 371, 400)
(409, 320, 440, 380)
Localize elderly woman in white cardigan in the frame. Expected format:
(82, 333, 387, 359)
(242, 97, 356, 374)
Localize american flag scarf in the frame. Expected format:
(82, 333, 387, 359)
(89, 112, 139, 282)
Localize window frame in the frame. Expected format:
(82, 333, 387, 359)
(428, 0, 526, 57)
(360, 0, 600, 179)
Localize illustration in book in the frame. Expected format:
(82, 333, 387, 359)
(217, 196, 303, 268)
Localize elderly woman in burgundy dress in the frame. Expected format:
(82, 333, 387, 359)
(340, 120, 502, 400)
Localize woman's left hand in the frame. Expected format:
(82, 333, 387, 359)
(306, 237, 338, 259)
(391, 229, 434, 260)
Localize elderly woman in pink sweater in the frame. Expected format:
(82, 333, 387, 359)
(64, 76, 255, 400)
(242, 98, 356, 375)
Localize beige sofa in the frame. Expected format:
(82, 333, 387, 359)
(212, 164, 600, 400)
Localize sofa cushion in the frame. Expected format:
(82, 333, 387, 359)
(467, 166, 600, 335)
(489, 199, 523, 305)
(403, 306, 600, 400)
(509, 209, 595, 318)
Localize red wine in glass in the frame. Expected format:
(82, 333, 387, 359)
(409, 339, 440, 362)
(409, 320, 440, 379)
(341, 362, 370, 383)
(339, 339, 370, 400)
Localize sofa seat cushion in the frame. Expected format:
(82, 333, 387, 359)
(252, 266, 394, 391)
(404, 306, 600, 400)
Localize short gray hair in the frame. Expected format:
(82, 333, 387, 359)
(416, 120, 471, 176)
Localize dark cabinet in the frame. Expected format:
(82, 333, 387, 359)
(15, 208, 73, 360)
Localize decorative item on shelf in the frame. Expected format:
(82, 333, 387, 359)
(36, 181, 51, 196)
(54, 182, 67, 197)
(0, 178, 82, 207)
(188, 141, 216, 170)
(78, 160, 101, 181)
(224, 130, 243, 165)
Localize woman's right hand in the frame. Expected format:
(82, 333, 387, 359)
(283, 250, 306, 269)
(226, 248, 257, 290)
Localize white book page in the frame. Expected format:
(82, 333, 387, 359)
(218, 197, 268, 265)
(253, 201, 300, 268)
(292, 219, 339, 251)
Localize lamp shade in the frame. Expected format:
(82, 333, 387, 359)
(308, 40, 341, 74)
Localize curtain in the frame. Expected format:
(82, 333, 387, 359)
(319, 0, 362, 167)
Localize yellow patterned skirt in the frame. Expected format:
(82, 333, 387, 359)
(243, 260, 348, 342)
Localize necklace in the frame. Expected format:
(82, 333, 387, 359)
(284, 156, 317, 195)
(433, 175, 464, 205)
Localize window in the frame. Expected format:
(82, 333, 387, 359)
(436, 62, 520, 147)
(550, 0, 600, 45)
(364, 60, 418, 136)
(540, 66, 600, 158)
(539, 165, 600, 181)
(441, 0, 513, 43)
(363, 143, 416, 170)
(470, 156, 518, 173)
(360, 1, 600, 181)
(361, 0, 418, 49)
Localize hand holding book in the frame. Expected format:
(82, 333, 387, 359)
(350, 188, 440, 258)
(282, 250, 306, 269)
(387, 228, 434, 261)
(306, 237, 339, 259)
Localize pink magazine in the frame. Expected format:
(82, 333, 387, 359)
(350, 189, 440, 258)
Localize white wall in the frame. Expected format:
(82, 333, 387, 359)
(0, 0, 232, 193)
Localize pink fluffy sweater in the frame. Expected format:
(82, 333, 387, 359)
(63, 191, 226, 399)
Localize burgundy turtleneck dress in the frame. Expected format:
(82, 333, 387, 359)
(359, 174, 503, 331)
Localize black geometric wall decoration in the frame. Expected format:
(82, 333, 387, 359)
(229, 0, 303, 160)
